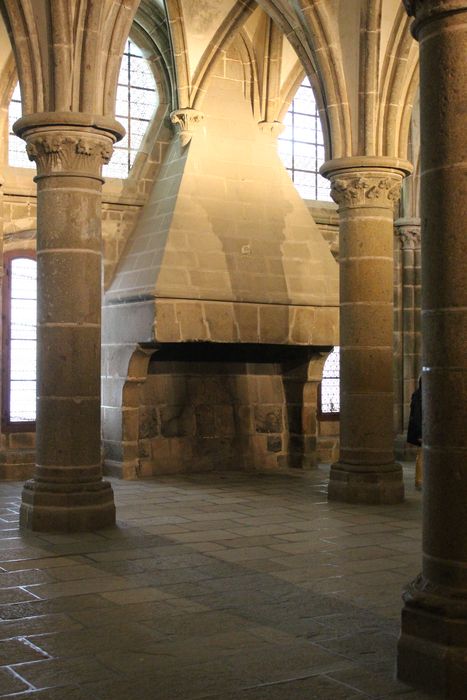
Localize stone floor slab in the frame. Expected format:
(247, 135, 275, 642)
(0, 467, 434, 700)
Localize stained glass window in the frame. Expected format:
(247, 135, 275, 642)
(104, 39, 158, 179)
(278, 77, 331, 201)
(3, 255, 37, 428)
(320, 346, 340, 416)
(8, 83, 34, 169)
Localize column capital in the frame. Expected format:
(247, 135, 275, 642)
(404, 0, 467, 37)
(170, 108, 205, 147)
(395, 217, 421, 249)
(257, 120, 285, 139)
(13, 112, 124, 180)
(320, 157, 412, 209)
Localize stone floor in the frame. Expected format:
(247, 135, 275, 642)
(0, 465, 434, 699)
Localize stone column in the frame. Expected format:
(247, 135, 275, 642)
(0, 175, 3, 428)
(398, 1, 467, 695)
(13, 113, 123, 531)
(395, 218, 421, 431)
(321, 156, 411, 504)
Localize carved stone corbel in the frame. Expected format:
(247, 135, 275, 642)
(170, 108, 205, 147)
(257, 120, 285, 139)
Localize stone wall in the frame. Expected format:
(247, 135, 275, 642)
(133, 344, 325, 477)
(0, 176, 343, 478)
(1, 53, 344, 482)
(2, 181, 145, 290)
(0, 431, 35, 479)
(317, 420, 340, 463)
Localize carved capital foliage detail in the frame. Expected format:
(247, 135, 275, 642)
(330, 174, 402, 208)
(170, 109, 205, 147)
(24, 131, 114, 177)
(398, 227, 421, 250)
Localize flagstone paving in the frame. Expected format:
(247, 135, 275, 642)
(0, 466, 433, 699)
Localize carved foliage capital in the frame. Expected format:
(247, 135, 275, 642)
(24, 131, 114, 178)
(170, 109, 205, 147)
(398, 226, 421, 250)
(330, 174, 402, 209)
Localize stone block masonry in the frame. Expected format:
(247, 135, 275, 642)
(133, 344, 324, 477)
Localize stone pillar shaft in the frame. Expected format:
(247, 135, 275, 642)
(13, 114, 122, 531)
(396, 218, 422, 429)
(398, 1, 467, 696)
(0, 176, 3, 426)
(321, 157, 411, 504)
(35, 173, 102, 485)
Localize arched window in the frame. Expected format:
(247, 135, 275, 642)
(2, 252, 37, 430)
(103, 38, 158, 179)
(8, 83, 34, 169)
(278, 76, 331, 201)
(8, 39, 157, 177)
(318, 346, 340, 420)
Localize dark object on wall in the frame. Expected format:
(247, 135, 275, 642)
(407, 380, 422, 446)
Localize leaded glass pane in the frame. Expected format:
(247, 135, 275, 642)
(277, 140, 292, 169)
(9, 258, 37, 422)
(321, 347, 340, 414)
(281, 125, 294, 142)
(103, 39, 157, 179)
(106, 148, 129, 179)
(8, 84, 35, 169)
(116, 85, 130, 117)
(130, 118, 151, 139)
(10, 381, 36, 422)
(278, 77, 331, 201)
(294, 143, 317, 170)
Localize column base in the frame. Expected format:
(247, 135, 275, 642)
(328, 461, 404, 504)
(19, 479, 116, 532)
(398, 576, 467, 697)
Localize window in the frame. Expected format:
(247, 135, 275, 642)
(8, 39, 157, 176)
(103, 39, 158, 179)
(2, 252, 37, 430)
(8, 83, 35, 169)
(278, 76, 331, 201)
(318, 346, 340, 419)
